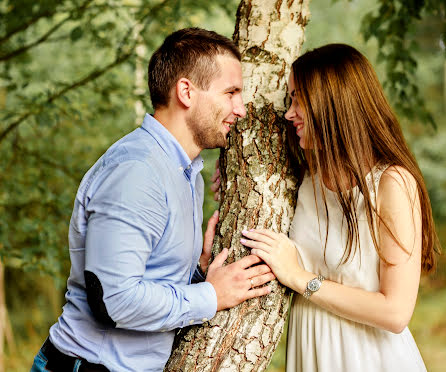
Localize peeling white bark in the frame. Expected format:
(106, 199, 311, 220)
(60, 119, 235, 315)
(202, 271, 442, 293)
(238, 0, 310, 109)
(165, 1, 310, 370)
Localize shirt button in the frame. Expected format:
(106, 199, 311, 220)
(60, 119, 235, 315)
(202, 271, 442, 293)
(189, 320, 194, 325)
(202, 318, 208, 322)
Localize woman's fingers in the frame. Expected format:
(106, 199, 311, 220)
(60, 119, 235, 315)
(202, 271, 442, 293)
(241, 229, 276, 245)
(251, 229, 280, 240)
(251, 248, 271, 265)
(240, 238, 271, 252)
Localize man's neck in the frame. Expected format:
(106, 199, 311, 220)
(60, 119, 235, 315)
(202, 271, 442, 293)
(153, 109, 201, 160)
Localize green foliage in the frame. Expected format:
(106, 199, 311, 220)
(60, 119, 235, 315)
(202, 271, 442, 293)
(0, 0, 239, 280)
(201, 148, 220, 230)
(359, 0, 445, 128)
(1, 1, 444, 371)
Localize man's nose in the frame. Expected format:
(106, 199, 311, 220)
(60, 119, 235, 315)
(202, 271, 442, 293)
(233, 96, 247, 118)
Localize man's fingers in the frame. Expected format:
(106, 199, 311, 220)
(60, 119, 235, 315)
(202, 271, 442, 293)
(213, 191, 220, 202)
(207, 210, 219, 226)
(210, 248, 228, 268)
(246, 286, 271, 300)
(250, 272, 275, 288)
(245, 264, 272, 279)
(210, 167, 220, 182)
(210, 178, 220, 192)
(204, 211, 219, 243)
(236, 254, 262, 268)
(203, 210, 219, 254)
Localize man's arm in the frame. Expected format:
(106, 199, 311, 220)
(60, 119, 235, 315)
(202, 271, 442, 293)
(84, 160, 217, 332)
(84, 160, 274, 332)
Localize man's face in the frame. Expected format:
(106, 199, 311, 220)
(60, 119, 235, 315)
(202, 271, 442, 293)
(186, 54, 246, 150)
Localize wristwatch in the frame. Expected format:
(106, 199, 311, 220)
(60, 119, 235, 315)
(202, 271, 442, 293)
(303, 274, 325, 299)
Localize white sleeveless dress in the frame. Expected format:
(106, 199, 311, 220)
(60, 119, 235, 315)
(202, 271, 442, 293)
(286, 164, 427, 372)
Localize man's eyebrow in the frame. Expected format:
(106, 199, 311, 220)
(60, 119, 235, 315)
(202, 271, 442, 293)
(224, 85, 242, 93)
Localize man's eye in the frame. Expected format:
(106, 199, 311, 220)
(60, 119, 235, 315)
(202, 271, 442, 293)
(284, 94, 291, 108)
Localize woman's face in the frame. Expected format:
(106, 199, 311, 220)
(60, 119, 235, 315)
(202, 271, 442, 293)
(285, 72, 309, 149)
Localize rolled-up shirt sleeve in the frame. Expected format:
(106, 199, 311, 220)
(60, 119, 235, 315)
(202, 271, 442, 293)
(84, 160, 217, 332)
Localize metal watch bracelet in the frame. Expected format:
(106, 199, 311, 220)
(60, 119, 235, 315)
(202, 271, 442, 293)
(303, 274, 325, 299)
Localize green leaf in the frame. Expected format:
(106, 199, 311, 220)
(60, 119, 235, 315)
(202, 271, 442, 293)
(70, 26, 83, 42)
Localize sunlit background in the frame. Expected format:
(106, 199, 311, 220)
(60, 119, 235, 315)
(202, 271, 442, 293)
(1, 0, 445, 370)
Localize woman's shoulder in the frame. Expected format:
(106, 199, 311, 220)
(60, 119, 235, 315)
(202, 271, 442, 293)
(379, 165, 417, 190)
(377, 165, 419, 208)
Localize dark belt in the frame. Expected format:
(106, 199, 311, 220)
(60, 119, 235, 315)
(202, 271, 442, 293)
(41, 338, 109, 372)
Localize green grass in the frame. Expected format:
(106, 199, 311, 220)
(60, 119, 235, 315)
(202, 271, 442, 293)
(410, 287, 446, 372)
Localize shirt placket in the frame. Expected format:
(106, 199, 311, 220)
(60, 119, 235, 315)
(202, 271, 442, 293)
(184, 165, 201, 282)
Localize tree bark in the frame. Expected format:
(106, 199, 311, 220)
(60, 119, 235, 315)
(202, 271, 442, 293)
(165, 0, 310, 370)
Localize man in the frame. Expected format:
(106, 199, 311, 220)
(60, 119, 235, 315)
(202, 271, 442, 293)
(31, 28, 274, 372)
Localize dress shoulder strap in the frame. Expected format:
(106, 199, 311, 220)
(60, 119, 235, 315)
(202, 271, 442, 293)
(366, 162, 391, 206)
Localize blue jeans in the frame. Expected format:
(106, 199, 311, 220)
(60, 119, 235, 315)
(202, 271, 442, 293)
(30, 348, 82, 372)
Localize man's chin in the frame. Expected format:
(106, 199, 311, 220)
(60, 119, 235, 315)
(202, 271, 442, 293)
(205, 135, 227, 150)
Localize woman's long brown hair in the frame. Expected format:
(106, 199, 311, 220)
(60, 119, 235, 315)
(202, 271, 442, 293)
(288, 44, 440, 273)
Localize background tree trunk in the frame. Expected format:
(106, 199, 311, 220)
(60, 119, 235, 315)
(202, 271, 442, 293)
(0, 259, 4, 372)
(165, 0, 310, 370)
(134, 22, 147, 125)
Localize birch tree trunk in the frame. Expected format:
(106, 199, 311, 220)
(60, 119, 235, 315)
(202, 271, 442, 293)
(165, 0, 310, 370)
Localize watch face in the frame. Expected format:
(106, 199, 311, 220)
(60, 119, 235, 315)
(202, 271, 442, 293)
(308, 278, 321, 292)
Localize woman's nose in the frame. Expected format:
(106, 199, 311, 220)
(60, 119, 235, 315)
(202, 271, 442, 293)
(285, 107, 294, 121)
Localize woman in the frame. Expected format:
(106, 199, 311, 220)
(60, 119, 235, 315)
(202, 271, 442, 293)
(217, 44, 440, 371)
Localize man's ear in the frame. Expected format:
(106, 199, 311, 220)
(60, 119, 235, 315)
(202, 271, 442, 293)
(176, 78, 195, 108)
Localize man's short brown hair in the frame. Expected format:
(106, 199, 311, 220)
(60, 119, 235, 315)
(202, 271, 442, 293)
(148, 28, 241, 109)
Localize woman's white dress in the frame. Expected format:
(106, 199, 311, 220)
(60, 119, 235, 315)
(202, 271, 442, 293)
(286, 165, 427, 372)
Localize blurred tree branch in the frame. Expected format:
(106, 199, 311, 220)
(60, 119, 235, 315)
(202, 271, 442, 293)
(0, 9, 57, 45)
(360, 0, 446, 128)
(0, 50, 132, 142)
(0, 0, 95, 61)
(0, 0, 171, 143)
(0, 0, 241, 277)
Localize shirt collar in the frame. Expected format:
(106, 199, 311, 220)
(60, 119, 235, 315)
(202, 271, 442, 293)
(141, 113, 203, 177)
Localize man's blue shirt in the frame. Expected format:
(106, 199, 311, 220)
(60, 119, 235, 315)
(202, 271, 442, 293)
(49, 114, 217, 371)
